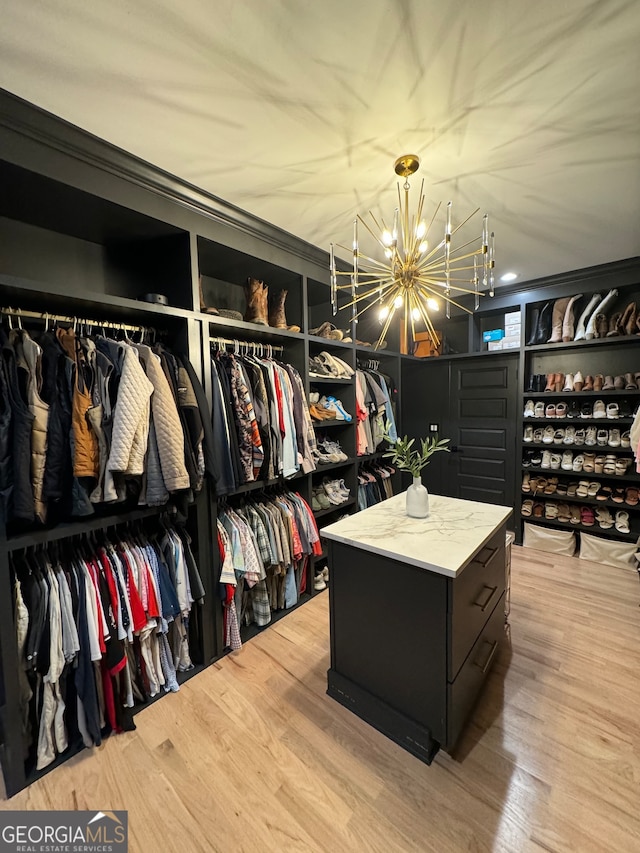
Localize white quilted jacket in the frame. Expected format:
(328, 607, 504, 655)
(107, 344, 153, 476)
(135, 344, 189, 492)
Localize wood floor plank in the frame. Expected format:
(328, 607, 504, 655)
(1, 545, 640, 852)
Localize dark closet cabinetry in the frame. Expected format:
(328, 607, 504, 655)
(0, 91, 405, 795)
(520, 283, 640, 546)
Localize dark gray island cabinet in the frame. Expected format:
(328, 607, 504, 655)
(321, 492, 512, 764)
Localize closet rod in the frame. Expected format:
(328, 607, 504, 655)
(210, 335, 283, 354)
(0, 306, 147, 334)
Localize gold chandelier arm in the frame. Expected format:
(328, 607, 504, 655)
(354, 251, 396, 271)
(415, 276, 484, 297)
(357, 213, 393, 254)
(376, 304, 398, 350)
(415, 282, 474, 315)
(450, 207, 481, 237)
(412, 289, 440, 347)
(340, 281, 396, 309)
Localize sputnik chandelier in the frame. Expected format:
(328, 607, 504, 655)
(329, 154, 495, 353)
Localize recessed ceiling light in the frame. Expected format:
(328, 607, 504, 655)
(500, 272, 518, 282)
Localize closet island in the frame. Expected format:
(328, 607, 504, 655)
(321, 492, 512, 763)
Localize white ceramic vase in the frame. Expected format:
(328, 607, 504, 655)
(406, 475, 430, 518)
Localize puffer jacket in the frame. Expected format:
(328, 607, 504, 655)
(134, 344, 189, 492)
(21, 333, 50, 524)
(107, 344, 153, 476)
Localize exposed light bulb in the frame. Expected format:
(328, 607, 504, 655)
(394, 295, 403, 308)
(416, 220, 427, 239)
(418, 240, 428, 254)
(379, 306, 390, 321)
(427, 298, 439, 311)
(411, 308, 420, 321)
(384, 248, 393, 259)
(382, 230, 393, 247)
(500, 272, 518, 282)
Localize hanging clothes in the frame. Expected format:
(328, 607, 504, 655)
(0, 321, 211, 528)
(355, 368, 398, 456)
(12, 519, 204, 772)
(216, 490, 320, 649)
(357, 463, 395, 510)
(210, 350, 316, 494)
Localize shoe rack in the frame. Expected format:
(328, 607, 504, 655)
(519, 284, 640, 546)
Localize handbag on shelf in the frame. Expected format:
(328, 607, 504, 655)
(413, 331, 443, 358)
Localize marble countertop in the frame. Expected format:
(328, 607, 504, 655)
(320, 492, 512, 577)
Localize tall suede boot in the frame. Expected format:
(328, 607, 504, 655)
(574, 293, 601, 341)
(534, 301, 553, 344)
(620, 301, 638, 336)
(548, 297, 571, 343)
(244, 277, 269, 325)
(585, 289, 618, 340)
(561, 293, 582, 342)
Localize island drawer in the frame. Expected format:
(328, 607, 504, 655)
(446, 590, 505, 749)
(447, 525, 506, 680)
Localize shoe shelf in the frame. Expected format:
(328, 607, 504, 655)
(312, 419, 353, 428)
(313, 498, 356, 519)
(308, 334, 354, 350)
(522, 482, 640, 510)
(206, 316, 303, 342)
(522, 417, 634, 424)
(227, 471, 307, 496)
(524, 391, 640, 398)
(524, 334, 640, 354)
(522, 465, 640, 482)
(518, 513, 636, 540)
(310, 376, 354, 384)
(522, 442, 633, 451)
(313, 458, 355, 472)
(521, 490, 640, 512)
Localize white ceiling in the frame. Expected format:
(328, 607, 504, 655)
(1, 0, 639, 285)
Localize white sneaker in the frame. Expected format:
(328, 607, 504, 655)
(314, 573, 327, 591)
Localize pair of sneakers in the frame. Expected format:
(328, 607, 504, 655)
(315, 438, 348, 463)
(322, 478, 350, 505)
(314, 563, 330, 590)
(308, 351, 354, 379)
(319, 395, 352, 421)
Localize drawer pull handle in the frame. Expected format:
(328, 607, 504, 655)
(475, 640, 499, 674)
(473, 584, 498, 612)
(476, 546, 499, 569)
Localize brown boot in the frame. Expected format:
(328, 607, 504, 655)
(594, 314, 609, 338)
(244, 277, 269, 325)
(620, 302, 637, 336)
(548, 297, 570, 343)
(269, 289, 288, 328)
(606, 312, 623, 336)
(198, 275, 219, 315)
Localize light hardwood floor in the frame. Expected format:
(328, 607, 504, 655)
(2, 546, 640, 852)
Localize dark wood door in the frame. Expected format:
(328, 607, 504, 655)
(446, 355, 518, 507)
